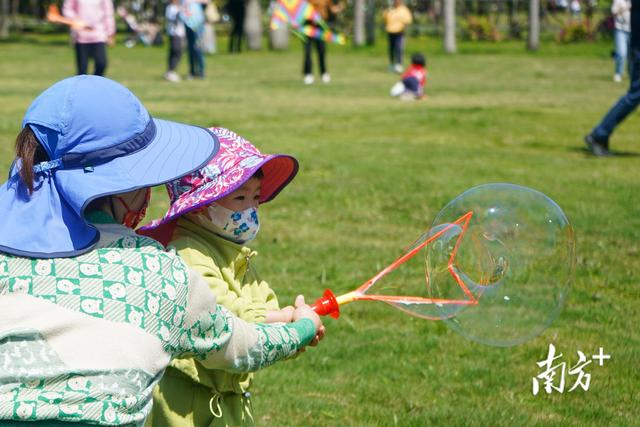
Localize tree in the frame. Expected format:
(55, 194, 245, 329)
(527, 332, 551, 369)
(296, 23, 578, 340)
(245, 0, 263, 50)
(527, 0, 539, 50)
(353, 0, 365, 46)
(0, 0, 10, 39)
(269, 26, 289, 50)
(507, 0, 522, 38)
(443, 0, 456, 53)
(365, 0, 375, 45)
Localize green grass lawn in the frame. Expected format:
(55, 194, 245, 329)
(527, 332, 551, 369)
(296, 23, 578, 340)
(0, 33, 638, 426)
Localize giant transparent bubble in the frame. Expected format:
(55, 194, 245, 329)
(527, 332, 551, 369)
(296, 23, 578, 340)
(425, 183, 575, 346)
(314, 183, 575, 346)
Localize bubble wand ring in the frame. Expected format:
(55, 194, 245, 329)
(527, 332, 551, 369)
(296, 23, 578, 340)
(311, 211, 478, 318)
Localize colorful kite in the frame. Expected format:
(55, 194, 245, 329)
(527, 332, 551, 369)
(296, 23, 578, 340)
(270, 0, 346, 45)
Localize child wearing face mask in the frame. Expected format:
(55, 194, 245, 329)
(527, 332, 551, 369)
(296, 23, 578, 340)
(139, 127, 314, 427)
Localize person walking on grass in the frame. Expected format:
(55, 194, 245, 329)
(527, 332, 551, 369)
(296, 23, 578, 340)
(63, 0, 115, 76)
(585, 0, 640, 156)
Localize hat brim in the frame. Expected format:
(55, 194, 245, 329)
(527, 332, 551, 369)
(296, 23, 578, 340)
(260, 155, 299, 204)
(138, 154, 298, 235)
(0, 118, 218, 258)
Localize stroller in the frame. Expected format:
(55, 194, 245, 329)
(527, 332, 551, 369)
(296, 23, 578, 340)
(117, 5, 163, 47)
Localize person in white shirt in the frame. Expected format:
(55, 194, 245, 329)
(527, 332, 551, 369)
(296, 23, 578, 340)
(612, 0, 632, 82)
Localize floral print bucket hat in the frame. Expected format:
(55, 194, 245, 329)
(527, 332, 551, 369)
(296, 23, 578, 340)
(139, 127, 298, 245)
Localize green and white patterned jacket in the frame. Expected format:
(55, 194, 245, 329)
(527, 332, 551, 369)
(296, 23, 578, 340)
(0, 212, 315, 426)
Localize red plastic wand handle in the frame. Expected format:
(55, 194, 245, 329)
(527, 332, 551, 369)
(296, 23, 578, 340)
(311, 289, 340, 318)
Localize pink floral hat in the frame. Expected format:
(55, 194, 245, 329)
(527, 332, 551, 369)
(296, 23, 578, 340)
(138, 127, 298, 245)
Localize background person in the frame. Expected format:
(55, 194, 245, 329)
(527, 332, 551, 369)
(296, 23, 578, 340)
(612, 0, 632, 82)
(181, 0, 206, 79)
(63, 0, 115, 76)
(165, 0, 186, 82)
(383, 0, 413, 73)
(585, 0, 640, 156)
(390, 52, 427, 100)
(227, 0, 246, 53)
(302, 0, 343, 84)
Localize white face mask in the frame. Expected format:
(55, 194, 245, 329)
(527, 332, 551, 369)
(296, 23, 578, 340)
(196, 204, 260, 244)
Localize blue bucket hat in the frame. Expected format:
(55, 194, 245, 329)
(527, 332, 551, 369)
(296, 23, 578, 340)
(0, 75, 219, 258)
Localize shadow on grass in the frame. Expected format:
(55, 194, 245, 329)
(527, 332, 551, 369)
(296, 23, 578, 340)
(258, 79, 305, 87)
(0, 34, 68, 46)
(570, 146, 640, 157)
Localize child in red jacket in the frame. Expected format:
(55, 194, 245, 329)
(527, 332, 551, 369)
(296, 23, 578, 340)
(390, 52, 427, 100)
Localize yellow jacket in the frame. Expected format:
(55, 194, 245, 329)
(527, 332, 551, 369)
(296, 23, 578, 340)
(383, 4, 412, 33)
(149, 217, 280, 427)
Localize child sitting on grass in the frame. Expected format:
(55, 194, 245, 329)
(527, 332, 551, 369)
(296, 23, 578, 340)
(140, 127, 322, 427)
(390, 52, 427, 100)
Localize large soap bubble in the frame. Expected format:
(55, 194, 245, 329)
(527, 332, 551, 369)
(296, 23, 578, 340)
(426, 183, 575, 346)
(311, 183, 575, 347)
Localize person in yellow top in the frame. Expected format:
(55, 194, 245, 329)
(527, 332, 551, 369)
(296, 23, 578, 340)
(383, 0, 413, 73)
(140, 127, 322, 426)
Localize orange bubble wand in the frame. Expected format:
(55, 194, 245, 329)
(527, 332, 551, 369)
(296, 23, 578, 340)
(311, 211, 479, 318)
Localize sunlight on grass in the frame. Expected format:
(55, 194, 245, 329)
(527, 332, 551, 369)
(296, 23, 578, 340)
(0, 34, 637, 426)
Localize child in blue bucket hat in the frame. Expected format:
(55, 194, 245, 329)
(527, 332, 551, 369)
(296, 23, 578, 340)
(0, 75, 323, 426)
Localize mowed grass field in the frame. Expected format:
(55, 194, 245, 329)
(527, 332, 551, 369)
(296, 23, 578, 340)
(0, 33, 638, 426)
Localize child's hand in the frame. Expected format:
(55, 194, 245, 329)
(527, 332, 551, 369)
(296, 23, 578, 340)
(264, 306, 295, 323)
(293, 295, 325, 347)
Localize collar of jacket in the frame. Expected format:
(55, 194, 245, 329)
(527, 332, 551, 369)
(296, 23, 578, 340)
(176, 215, 258, 269)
